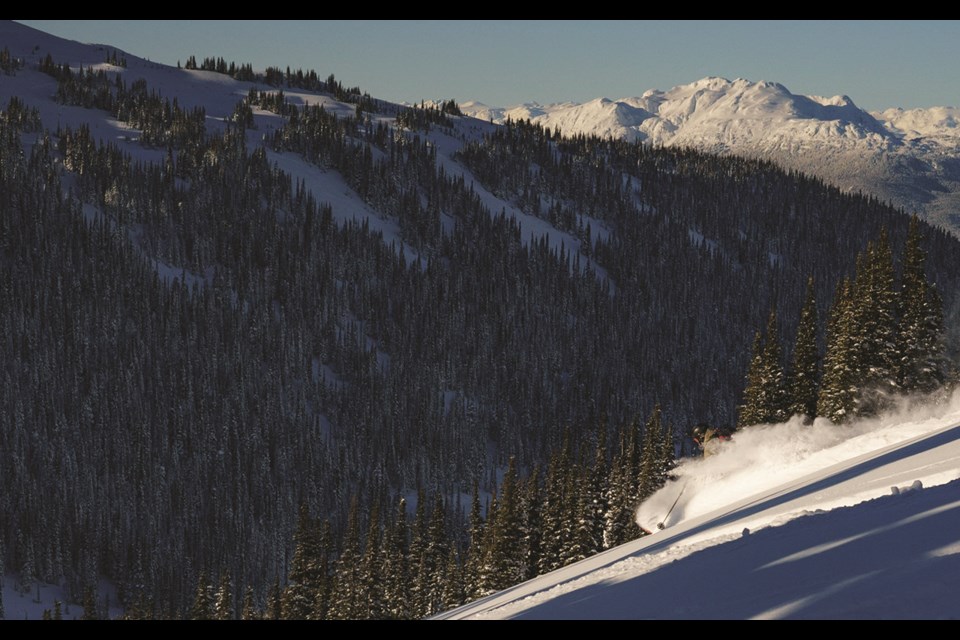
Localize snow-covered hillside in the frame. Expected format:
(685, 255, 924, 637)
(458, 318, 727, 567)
(436, 391, 960, 619)
(463, 78, 960, 235)
(0, 20, 604, 272)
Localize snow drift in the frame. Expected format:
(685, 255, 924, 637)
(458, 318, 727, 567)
(638, 391, 960, 536)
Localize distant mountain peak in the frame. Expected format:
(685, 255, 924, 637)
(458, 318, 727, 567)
(462, 77, 960, 233)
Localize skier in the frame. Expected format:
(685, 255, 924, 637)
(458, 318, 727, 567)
(692, 423, 731, 458)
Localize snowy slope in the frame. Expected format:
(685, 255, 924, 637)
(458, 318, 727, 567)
(435, 391, 960, 619)
(0, 20, 600, 272)
(463, 78, 960, 234)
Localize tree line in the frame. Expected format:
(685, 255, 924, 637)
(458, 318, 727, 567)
(739, 220, 952, 428)
(170, 408, 675, 620)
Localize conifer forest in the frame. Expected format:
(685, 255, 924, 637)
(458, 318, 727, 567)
(0, 44, 958, 619)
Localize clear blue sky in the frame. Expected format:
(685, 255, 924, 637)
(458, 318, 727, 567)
(16, 20, 960, 110)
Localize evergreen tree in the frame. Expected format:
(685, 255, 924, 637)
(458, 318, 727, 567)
(604, 418, 641, 548)
(738, 310, 789, 427)
(81, 586, 99, 620)
(310, 521, 333, 620)
(581, 427, 609, 557)
(358, 500, 384, 619)
(462, 483, 485, 599)
(561, 464, 589, 566)
(480, 458, 524, 592)
(853, 229, 899, 416)
(380, 499, 410, 619)
(760, 308, 790, 424)
(789, 277, 820, 421)
(190, 570, 213, 620)
(539, 440, 572, 572)
(818, 279, 858, 423)
(475, 492, 500, 597)
(265, 577, 283, 620)
(422, 495, 451, 616)
(899, 216, 949, 393)
(214, 570, 233, 620)
(637, 405, 666, 500)
(281, 504, 323, 619)
(738, 332, 766, 428)
(439, 550, 465, 612)
(519, 469, 543, 579)
(329, 497, 363, 619)
(407, 490, 428, 617)
(240, 585, 258, 620)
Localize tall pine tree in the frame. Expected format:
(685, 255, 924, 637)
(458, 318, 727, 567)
(789, 277, 820, 421)
(898, 216, 949, 394)
(189, 570, 213, 620)
(852, 229, 899, 417)
(818, 278, 857, 423)
(738, 309, 789, 427)
(281, 505, 323, 619)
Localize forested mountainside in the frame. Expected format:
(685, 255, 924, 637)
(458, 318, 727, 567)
(0, 21, 958, 617)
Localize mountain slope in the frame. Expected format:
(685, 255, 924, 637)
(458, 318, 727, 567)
(436, 393, 960, 619)
(463, 78, 960, 234)
(2, 21, 959, 617)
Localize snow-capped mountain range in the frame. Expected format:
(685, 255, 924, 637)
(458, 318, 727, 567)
(463, 78, 960, 234)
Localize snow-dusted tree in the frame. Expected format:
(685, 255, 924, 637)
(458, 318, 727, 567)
(281, 505, 323, 619)
(637, 405, 667, 500)
(852, 230, 899, 417)
(422, 495, 451, 616)
(898, 216, 949, 394)
(739, 310, 789, 428)
(738, 332, 767, 428)
(479, 458, 524, 593)
(539, 439, 572, 572)
(575, 423, 608, 559)
(818, 279, 858, 423)
(519, 469, 543, 580)
(560, 466, 589, 567)
(311, 521, 333, 620)
(214, 570, 233, 620)
(604, 418, 641, 548)
(329, 498, 363, 619)
(240, 585, 258, 620)
(265, 577, 283, 621)
(789, 277, 820, 421)
(80, 586, 99, 620)
(358, 501, 384, 619)
(380, 499, 410, 619)
(189, 570, 213, 620)
(406, 490, 428, 616)
(462, 484, 485, 600)
(439, 550, 465, 612)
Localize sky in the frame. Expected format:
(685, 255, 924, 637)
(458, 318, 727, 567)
(15, 20, 960, 111)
